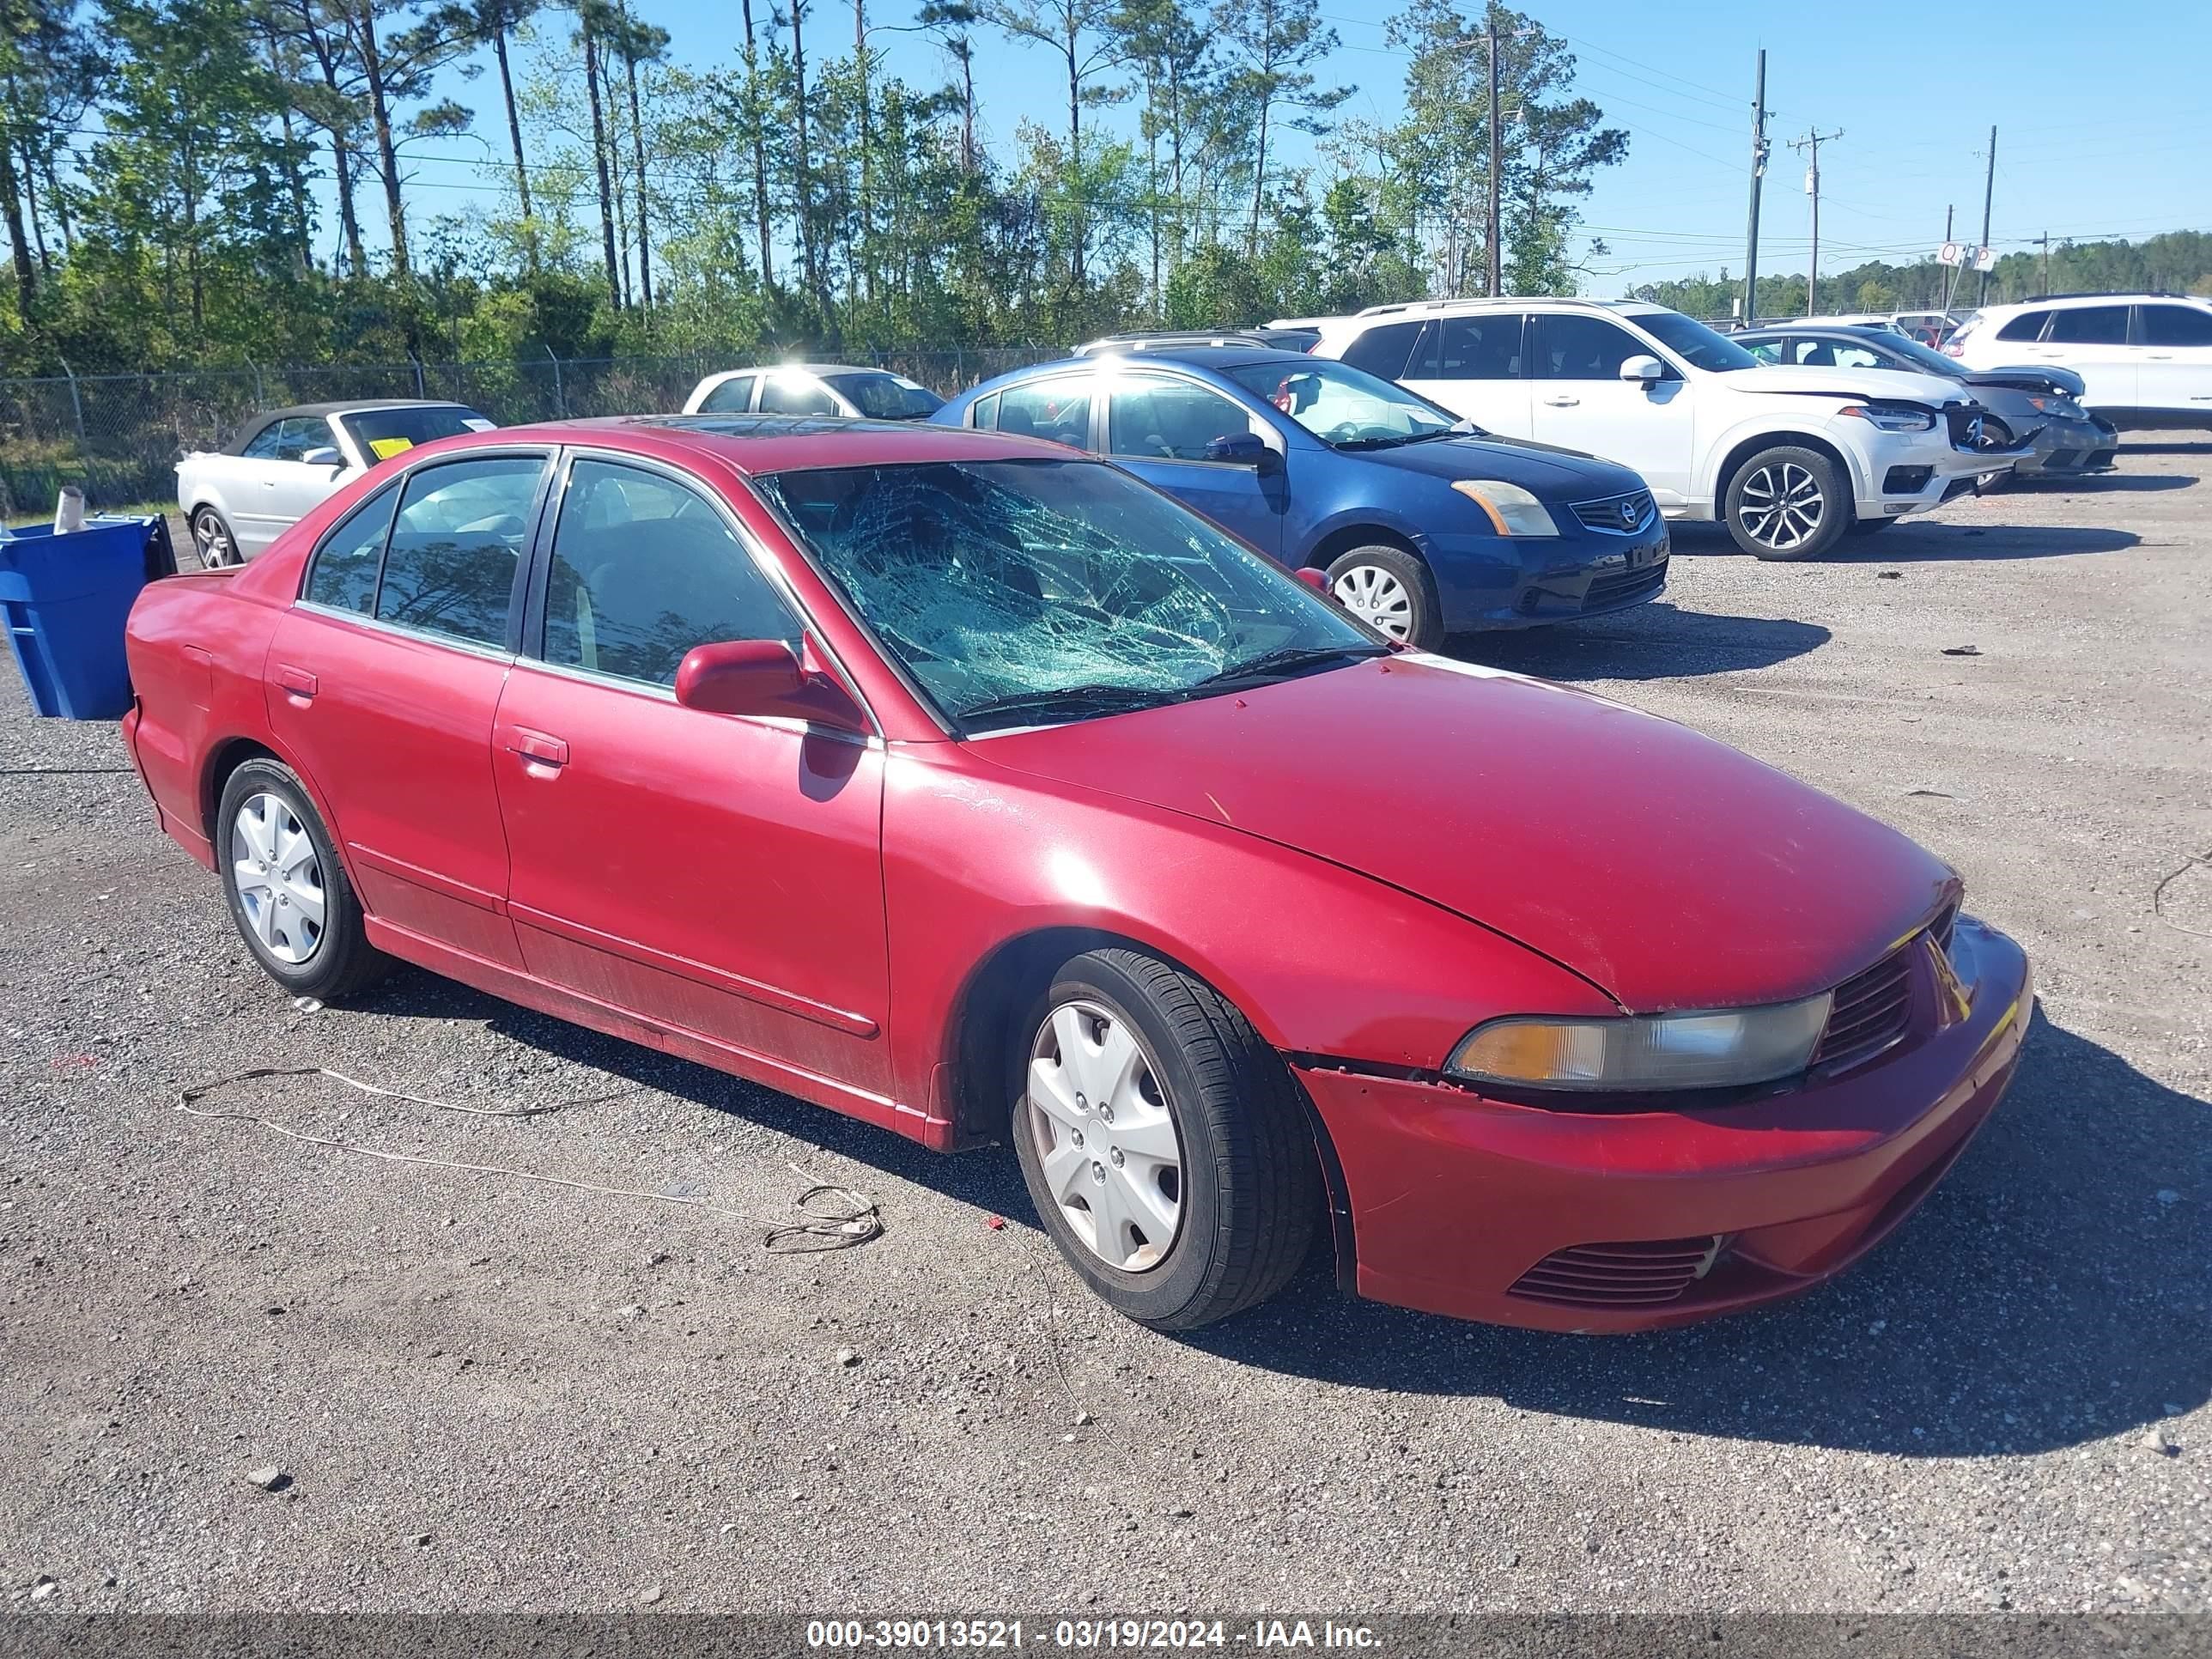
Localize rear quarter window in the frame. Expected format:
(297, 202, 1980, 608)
(1339, 321, 1425, 380)
(1994, 310, 2051, 342)
(304, 485, 399, 616)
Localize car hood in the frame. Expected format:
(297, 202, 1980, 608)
(1352, 434, 1647, 501)
(1960, 363, 2086, 398)
(971, 654, 1954, 1013)
(1722, 363, 1968, 406)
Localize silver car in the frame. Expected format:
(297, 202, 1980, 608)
(176, 399, 494, 566)
(1737, 326, 2116, 490)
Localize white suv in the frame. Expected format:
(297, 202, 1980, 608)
(1945, 294, 2212, 429)
(1312, 299, 2000, 559)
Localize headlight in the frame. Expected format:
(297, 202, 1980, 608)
(1836, 403, 1937, 433)
(1452, 479, 1560, 536)
(2027, 394, 2081, 417)
(1445, 994, 1833, 1092)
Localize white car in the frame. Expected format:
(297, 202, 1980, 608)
(1312, 298, 2004, 559)
(1944, 293, 2212, 429)
(682, 363, 944, 420)
(177, 400, 494, 567)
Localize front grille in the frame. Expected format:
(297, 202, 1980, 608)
(1883, 464, 1933, 494)
(1810, 945, 1915, 1069)
(1571, 490, 1654, 532)
(1583, 561, 1667, 611)
(1508, 1236, 1726, 1308)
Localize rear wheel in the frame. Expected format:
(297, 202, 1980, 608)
(191, 506, 240, 568)
(1010, 948, 1318, 1330)
(1324, 544, 1442, 649)
(216, 758, 391, 1001)
(1723, 445, 1852, 561)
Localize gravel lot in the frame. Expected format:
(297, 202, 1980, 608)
(1, 446, 2206, 1617)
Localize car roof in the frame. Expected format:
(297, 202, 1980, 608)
(472, 412, 1076, 475)
(703, 362, 899, 380)
(1346, 296, 1666, 322)
(1060, 346, 1315, 374)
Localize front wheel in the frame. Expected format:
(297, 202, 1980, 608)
(1011, 949, 1318, 1330)
(1973, 419, 2015, 493)
(1323, 544, 1443, 650)
(1723, 445, 1852, 561)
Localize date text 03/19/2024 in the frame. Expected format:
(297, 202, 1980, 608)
(803, 1620, 1383, 1649)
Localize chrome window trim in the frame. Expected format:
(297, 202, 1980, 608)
(294, 599, 520, 665)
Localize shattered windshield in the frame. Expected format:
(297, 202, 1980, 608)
(757, 459, 1382, 732)
(1224, 359, 1458, 448)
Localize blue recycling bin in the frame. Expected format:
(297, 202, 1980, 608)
(0, 515, 177, 720)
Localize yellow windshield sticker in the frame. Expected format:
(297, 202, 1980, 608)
(368, 436, 414, 460)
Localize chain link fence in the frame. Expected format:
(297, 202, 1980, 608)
(0, 348, 1059, 516)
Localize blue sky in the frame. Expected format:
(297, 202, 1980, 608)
(401, 0, 2209, 294)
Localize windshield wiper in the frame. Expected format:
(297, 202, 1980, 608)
(1188, 642, 1386, 690)
(957, 682, 1180, 731)
(1333, 428, 1456, 451)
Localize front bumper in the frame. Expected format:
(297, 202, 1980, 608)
(2014, 414, 2119, 477)
(1427, 520, 1671, 633)
(1292, 915, 2030, 1333)
(1854, 420, 2028, 519)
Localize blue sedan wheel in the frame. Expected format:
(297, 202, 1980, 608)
(1326, 545, 1441, 650)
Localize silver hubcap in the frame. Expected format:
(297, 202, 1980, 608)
(1027, 1000, 1184, 1272)
(230, 793, 326, 964)
(1739, 463, 1826, 550)
(1332, 564, 1413, 640)
(194, 513, 235, 568)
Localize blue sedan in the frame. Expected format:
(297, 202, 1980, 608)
(933, 346, 1668, 648)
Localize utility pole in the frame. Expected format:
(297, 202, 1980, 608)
(1790, 127, 1843, 316)
(1939, 204, 1956, 311)
(1977, 125, 1997, 304)
(2038, 230, 2051, 296)
(1741, 48, 1768, 322)
(1486, 4, 1504, 297)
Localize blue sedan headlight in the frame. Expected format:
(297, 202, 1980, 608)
(1451, 479, 1561, 537)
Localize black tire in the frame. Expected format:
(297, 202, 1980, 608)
(1322, 544, 1443, 650)
(1010, 948, 1318, 1331)
(1723, 444, 1852, 561)
(1844, 516, 1899, 537)
(1973, 419, 2015, 494)
(216, 757, 391, 1001)
(191, 505, 241, 569)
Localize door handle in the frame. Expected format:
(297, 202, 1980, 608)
(273, 664, 317, 700)
(1542, 396, 1580, 407)
(2148, 354, 2175, 361)
(506, 728, 569, 769)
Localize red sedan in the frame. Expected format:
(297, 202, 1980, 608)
(121, 416, 2030, 1332)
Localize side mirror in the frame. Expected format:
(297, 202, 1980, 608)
(1294, 567, 1333, 596)
(1619, 355, 1665, 386)
(673, 637, 871, 734)
(301, 446, 344, 469)
(1203, 431, 1280, 471)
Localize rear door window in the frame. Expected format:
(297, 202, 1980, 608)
(374, 456, 546, 649)
(758, 375, 840, 416)
(698, 374, 757, 413)
(1339, 320, 1425, 380)
(1434, 314, 1524, 380)
(2046, 307, 2130, 345)
(989, 379, 1094, 449)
